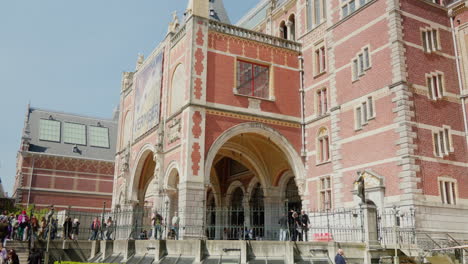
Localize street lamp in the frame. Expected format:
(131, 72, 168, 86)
(44, 205, 55, 264)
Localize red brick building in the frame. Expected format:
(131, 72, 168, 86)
(13, 106, 117, 212)
(113, 0, 468, 240)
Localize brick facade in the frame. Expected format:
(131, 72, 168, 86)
(114, 0, 468, 238)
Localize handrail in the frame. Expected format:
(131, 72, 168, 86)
(446, 233, 468, 253)
(424, 233, 442, 249)
(208, 20, 301, 52)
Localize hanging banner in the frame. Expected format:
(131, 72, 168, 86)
(133, 51, 164, 140)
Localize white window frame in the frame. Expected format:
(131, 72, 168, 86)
(319, 176, 332, 210)
(426, 71, 444, 100)
(351, 45, 372, 81)
(341, 0, 369, 19)
(316, 87, 328, 116)
(421, 27, 441, 53)
(307, 0, 327, 30)
(432, 125, 454, 158)
(438, 177, 457, 205)
(314, 42, 327, 75)
(316, 128, 331, 164)
(355, 96, 375, 130)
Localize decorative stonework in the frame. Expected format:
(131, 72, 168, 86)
(191, 143, 201, 176)
(194, 48, 204, 76)
(248, 98, 261, 110)
(196, 27, 204, 46)
(168, 118, 181, 144)
(206, 109, 300, 128)
(194, 78, 203, 99)
(192, 111, 202, 139)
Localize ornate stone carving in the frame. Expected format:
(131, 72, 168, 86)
(168, 118, 182, 144)
(136, 54, 144, 70)
(122, 72, 133, 91)
(120, 143, 131, 173)
(168, 11, 180, 33)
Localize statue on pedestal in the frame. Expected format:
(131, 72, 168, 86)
(354, 171, 366, 204)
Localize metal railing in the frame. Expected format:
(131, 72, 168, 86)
(13, 206, 417, 245)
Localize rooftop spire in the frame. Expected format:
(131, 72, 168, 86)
(186, 0, 230, 24)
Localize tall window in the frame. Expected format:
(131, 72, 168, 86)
(63, 122, 86, 145)
(317, 88, 328, 115)
(236, 60, 270, 99)
(317, 128, 330, 164)
(355, 97, 375, 130)
(426, 72, 444, 100)
(39, 119, 61, 142)
(422, 28, 440, 53)
(320, 176, 332, 209)
(433, 126, 453, 158)
(439, 178, 457, 205)
(352, 46, 371, 81)
(315, 44, 326, 75)
(308, 0, 326, 30)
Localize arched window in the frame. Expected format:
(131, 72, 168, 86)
(288, 14, 295, 41)
(279, 21, 288, 39)
(317, 127, 330, 163)
(170, 64, 185, 115)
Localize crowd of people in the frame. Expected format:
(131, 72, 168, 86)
(278, 209, 311, 242)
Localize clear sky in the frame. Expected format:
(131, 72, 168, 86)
(0, 0, 260, 195)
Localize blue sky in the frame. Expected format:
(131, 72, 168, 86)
(0, 0, 259, 195)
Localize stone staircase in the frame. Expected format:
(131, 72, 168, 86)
(5, 240, 30, 264)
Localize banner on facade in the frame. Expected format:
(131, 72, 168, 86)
(133, 51, 164, 140)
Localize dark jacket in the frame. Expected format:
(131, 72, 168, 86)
(334, 254, 346, 264)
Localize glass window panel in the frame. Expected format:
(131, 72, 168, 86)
(359, 54, 364, 74)
(63, 122, 86, 145)
(367, 97, 373, 118)
(307, 0, 313, 30)
(364, 48, 370, 69)
(314, 0, 321, 25)
(342, 5, 348, 17)
(89, 126, 109, 148)
(349, 0, 356, 12)
(237, 61, 253, 96)
(434, 133, 440, 157)
(39, 119, 61, 142)
(356, 107, 362, 128)
(353, 59, 358, 80)
(253, 64, 269, 98)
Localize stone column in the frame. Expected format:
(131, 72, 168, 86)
(178, 181, 205, 239)
(264, 189, 282, 240)
(286, 21, 293, 40)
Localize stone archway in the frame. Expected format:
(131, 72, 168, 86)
(204, 123, 306, 240)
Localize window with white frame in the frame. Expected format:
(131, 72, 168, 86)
(422, 28, 440, 53)
(355, 97, 375, 130)
(433, 126, 453, 158)
(426, 72, 444, 100)
(341, 0, 370, 18)
(317, 127, 330, 163)
(439, 177, 457, 205)
(315, 44, 326, 75)
(307, 0, 326, 30)
(352, 46, 371, 81)
(316, 87, 328, 116)
(39, 119, 61, 142)
(319, 176, 332, 209)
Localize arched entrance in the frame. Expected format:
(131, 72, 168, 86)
(204, 123, 306, 240)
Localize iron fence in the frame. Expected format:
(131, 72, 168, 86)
(27, 206, 416, 245)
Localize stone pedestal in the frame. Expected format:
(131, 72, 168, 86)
(362, 203, 381, 264)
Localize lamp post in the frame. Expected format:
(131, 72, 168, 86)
(28, 204, 35, 254)
(44, 205, 55, 264)
(164, 199, 169, 240)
